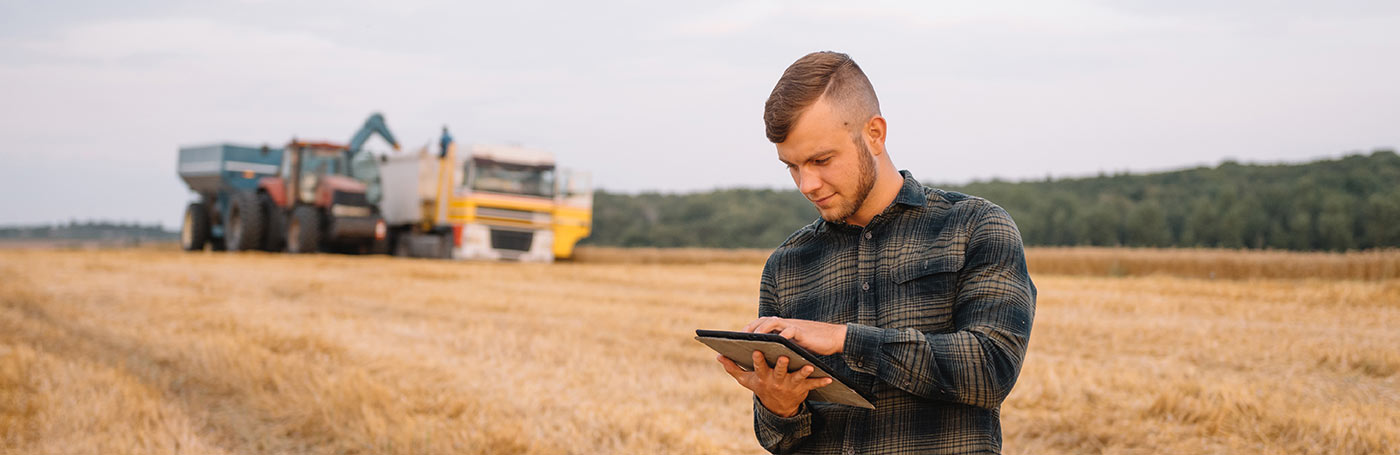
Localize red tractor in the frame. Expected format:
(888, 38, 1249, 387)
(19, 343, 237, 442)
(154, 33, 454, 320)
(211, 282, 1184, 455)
(224, 140, 387, 253)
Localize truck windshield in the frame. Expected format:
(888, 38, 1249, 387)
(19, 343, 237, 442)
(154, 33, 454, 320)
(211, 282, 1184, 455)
(468, 158, 555, 198)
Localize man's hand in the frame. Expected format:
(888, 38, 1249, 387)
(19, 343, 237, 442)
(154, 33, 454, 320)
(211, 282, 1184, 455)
(717, 351, 832, 417)
(742, 316, 848, 355)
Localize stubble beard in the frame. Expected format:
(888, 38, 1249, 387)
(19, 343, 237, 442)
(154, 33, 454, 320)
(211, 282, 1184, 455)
(824, 138, 878, 224)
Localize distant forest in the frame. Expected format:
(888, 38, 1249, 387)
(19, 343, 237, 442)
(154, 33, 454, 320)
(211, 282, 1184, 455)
(584, 150, 1400, 251)
(0, 221, 176, 241)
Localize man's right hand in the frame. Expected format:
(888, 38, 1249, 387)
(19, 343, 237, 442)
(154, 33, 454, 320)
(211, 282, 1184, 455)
(717, 350, 833, 417)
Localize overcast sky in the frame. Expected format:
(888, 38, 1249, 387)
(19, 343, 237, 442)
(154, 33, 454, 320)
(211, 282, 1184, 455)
(2, 0, 1398, 228)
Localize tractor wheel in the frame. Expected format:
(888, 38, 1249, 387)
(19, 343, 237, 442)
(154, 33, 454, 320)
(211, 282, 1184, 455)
(287, 205, 323, 254)
(261, 193, 287, 252)
(180, 202, 210, 251)
(227, 192, 267, 251)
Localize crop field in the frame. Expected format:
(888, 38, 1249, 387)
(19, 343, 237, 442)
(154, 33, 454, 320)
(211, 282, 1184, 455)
(1, 246, 1397, 454)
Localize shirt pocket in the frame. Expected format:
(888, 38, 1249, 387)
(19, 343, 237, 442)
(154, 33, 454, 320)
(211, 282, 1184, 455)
(886, 250, 964, 330)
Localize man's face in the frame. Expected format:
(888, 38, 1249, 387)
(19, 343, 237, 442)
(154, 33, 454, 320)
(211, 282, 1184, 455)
(776, 97, 878, 223)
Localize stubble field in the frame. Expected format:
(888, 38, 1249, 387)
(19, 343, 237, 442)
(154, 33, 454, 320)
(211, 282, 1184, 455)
(1, 247, 1397, 454)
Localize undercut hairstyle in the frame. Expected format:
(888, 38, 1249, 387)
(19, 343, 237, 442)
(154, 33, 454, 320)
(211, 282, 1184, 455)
(764, 51, 882, 143)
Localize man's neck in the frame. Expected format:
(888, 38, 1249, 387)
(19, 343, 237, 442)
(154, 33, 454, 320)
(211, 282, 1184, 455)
(843, 165, 905, 227)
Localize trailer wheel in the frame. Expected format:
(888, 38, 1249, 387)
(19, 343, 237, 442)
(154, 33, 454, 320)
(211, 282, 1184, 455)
(261, 193, 286, 252)
(181, 202, 210, 251)
(227, 192, 267, 251)
(287, 205, 323, 254)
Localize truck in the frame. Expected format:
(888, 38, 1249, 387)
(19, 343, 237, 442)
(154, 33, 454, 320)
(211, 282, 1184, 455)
(375, 143, 593, 262)
(177, 114, 398, 254)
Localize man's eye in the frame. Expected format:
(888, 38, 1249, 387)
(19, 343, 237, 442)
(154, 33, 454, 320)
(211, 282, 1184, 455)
(815, 158, 831, 165)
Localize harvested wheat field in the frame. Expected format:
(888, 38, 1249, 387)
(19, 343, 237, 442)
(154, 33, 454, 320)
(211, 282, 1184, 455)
(1, 247, 1397, 454)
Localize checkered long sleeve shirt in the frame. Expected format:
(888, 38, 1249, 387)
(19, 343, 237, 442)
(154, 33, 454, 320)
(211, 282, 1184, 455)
(752, 171, 1036, 454)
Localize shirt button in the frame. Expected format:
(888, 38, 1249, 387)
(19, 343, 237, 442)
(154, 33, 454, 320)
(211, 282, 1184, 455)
(864, 231, 872, 240)
(861, 282, 870, 291)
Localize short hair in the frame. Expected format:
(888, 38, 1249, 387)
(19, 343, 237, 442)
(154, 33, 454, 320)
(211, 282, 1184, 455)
(764, 51, 881, 143)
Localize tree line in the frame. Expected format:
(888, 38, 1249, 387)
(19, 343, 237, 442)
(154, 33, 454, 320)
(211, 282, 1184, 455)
(0, 221, 176, 240)
(584, 150, 1400, 251)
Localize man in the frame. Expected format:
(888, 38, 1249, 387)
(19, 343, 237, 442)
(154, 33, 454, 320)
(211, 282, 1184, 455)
(439, 125, 454, 159)
(716, 51, 1037, 454)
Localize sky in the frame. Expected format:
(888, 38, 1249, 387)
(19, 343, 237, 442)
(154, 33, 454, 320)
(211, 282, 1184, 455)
(2, 0, 1398, 228)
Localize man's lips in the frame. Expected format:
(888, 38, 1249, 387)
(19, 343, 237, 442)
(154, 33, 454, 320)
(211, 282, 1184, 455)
(811, 194, 835, 206)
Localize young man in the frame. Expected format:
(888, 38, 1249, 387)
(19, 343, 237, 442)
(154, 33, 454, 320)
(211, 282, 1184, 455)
(716, 51, 1037, 454)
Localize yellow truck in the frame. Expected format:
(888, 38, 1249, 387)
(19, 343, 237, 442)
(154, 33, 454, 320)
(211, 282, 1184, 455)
(374, 143, 592, 262)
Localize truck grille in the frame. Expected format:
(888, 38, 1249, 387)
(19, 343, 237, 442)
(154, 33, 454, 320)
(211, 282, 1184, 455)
(476, 207, 536, 222)
(490, 229, 534, 252)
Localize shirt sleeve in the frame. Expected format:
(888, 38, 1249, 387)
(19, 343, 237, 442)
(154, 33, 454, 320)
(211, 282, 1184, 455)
(842, 203, 1037, 410)
(752, 258, 814, 454)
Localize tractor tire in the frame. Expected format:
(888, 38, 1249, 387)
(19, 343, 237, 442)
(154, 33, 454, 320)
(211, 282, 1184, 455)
(227, 192, 267, 251)
(261, 193, 287, 252)
(180, 202, 210, 251)
(287, 205, 323, 254)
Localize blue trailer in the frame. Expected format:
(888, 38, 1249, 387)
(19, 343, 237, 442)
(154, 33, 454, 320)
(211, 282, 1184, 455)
(177, 143, 283, 250)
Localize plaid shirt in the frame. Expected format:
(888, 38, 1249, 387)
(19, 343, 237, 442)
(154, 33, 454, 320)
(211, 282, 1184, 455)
(753, 170, 1036, 454)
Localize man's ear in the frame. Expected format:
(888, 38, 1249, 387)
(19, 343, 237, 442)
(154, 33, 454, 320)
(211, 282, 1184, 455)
(865, 116, 887, 156)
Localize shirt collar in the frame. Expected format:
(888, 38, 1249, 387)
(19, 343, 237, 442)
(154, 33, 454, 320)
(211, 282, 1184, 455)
(892, 170, 928, 208)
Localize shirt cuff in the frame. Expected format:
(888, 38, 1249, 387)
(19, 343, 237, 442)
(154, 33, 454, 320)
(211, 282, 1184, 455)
(843, 323, 886, 375)
(754, 396, 812, 439)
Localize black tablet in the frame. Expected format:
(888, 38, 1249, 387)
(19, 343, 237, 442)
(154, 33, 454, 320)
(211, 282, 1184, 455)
(695, 329, 875, 409)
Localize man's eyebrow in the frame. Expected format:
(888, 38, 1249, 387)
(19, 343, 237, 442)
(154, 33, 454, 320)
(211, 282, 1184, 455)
(779, 149, 837, 167)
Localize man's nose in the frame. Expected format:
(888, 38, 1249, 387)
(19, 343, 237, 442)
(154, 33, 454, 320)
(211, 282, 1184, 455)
(797, 166, 822, 197)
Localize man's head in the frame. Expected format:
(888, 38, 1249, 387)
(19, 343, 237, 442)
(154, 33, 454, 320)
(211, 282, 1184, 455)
(765, 51, 889, 224)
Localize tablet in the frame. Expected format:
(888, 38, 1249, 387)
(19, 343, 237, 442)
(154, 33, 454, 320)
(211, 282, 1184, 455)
(695, 329, 876, 409)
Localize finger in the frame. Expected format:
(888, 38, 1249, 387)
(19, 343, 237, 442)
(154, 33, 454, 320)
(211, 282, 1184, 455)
(773, 356, 790, 379)
(802, 377, 834, 392)
(743, 316, 778, 333)
(754, 318, 786, 335)
(716, 355, 748, 380)
(779, 326, 798, 340)
(793, 365, 815, 380)
(751, 350, 771, 376)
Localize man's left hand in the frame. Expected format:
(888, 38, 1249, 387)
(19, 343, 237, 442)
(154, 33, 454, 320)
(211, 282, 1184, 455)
(742, 316, 847, 355)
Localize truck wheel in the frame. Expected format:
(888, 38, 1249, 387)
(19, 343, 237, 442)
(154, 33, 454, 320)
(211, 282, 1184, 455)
(437, 232, 454, 259)
(261, 193, 286, 252)
(391, 229, 413, 257)
(287, 205, 323, 254)
(181, 202, 210, 251)
(227, 192, 267, 251)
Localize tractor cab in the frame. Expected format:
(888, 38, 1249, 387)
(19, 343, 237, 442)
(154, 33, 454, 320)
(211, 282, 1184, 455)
(278, 141, 364, 207)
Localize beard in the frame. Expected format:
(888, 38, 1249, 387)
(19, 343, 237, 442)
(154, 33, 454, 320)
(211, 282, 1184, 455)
(823, 137, 878, 223)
